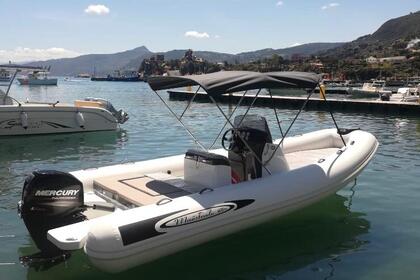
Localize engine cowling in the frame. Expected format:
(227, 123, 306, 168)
(19, 170, 85, 257)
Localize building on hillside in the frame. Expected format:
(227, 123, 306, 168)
(366, 56, 378, 64)
(378, 56, 407, 63)
(310, 61, 324, 68)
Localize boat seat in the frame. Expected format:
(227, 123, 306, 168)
(74, 100, 104, 108)
(184, 149, 231, 188)
(93, 172, 193, 208)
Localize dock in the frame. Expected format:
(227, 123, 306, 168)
(167, 90, 420, 116)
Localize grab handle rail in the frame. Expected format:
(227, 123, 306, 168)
(156, 198, 172, 205)
(199, 187, 214, 194)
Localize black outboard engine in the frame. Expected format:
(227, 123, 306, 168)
(18, 170, 85, 261)
(380, 93, 390, 101)
(228, 115, 272, 182)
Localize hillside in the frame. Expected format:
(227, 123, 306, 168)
(322, 11, 420, 59)
(235, 42, 344, 62)
(26, 43, 343, 76)
(26, 46, 152, 76)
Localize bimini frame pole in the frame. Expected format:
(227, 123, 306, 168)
(208, 90, 272, 176)
(5, 70, 19, 96)
(267, 88, 284, 138)
(263, 86, 317, 165)
(319, 83, 346, 147)
(2, 70, 21, 106)
(179, 86, 201, 119)
(152, 89, 207, 151)
(208, 90, 248, 150)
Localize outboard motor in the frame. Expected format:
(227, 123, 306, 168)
(225, 115, 272, 182)
(84, 97, 129, 124)
(18, 170, 85, 260)
(380, 93, 390, 101)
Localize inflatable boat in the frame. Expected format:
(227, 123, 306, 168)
(18, 71, 378, 273)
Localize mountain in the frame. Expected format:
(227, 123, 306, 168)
(367, 11, 420, 42)
(123, 49, 236, 70)
(24, 42, 343, 76)
(322, 11, 420, 58)
(235, 42, 344, 62)
(26, 46, 152, 76)
(124, 42, 344, 70)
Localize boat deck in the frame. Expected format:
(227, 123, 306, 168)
(92, 147, 339, 209)
(93, 172, 200, 208)
(285, 148, 339, 170)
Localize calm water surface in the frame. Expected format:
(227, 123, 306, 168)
(1, 78, 420, 280)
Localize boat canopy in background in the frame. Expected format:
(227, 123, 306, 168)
(147, 71, 321, 96)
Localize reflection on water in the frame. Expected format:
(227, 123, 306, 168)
(2, 79, 420, 280)
(22, 194, 369, 280)
(0, 130, 128, 211)
(0, 130, 128, 163)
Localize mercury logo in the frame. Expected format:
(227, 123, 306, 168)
(35, 190, 80, 196)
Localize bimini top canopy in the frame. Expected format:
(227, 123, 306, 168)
(147, 71, 321, 96)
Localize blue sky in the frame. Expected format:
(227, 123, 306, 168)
(0, 0, 419, 62)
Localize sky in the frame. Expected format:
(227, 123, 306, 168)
(0, 0, 419, 62)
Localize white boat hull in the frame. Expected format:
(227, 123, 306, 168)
(17, 78, 58, 86)
(0, 104, 118, 136)
(44, 129, 378, 273)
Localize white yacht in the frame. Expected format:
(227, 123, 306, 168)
(17, 69, 58, 86)
(388, 85, 420, 103)
(0, 66, 128, 136)
(0, 69, 12, 83)
(350, 80, 392, 98)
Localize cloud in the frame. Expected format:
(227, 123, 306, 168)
(84, 4, 110, 15)
(0, 47, 81, 63)
(214, 35, 221, 39)
(321, 3, 340, 10)
(276, 1, 283, 6)
(184, 31, 210, 39)
(290, 43, 302, 47)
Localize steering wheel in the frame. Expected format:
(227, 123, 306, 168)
(222, 128, 235, 151)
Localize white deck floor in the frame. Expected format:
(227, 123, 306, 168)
(285, 148, 339, 170)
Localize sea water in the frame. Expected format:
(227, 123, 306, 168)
(0, 78, 419, 280)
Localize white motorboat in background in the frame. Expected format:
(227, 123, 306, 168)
(17, 68, 58, 86)
(388, 85, 420, 103)
(0, 65, 128, 136)
(18, 71, 378, 273)
(350, 80, 392, 98)
(0, 68, 12, 83)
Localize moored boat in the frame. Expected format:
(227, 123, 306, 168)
(350, 80, 392, 98)
(0, 69, 12, 83)
(17, 69, 58, 86)
(91, 70, 142, 82)
(18, 71, 378, 273)
(387, 85, 420, 103)
(0, 66, 128, 136)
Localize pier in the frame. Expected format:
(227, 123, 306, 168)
(168, 90, 420, 117)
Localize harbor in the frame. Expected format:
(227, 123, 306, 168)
(1, 79, 420, 279)
(168, 89, 420, 116)
(1, 2, 420, 280)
